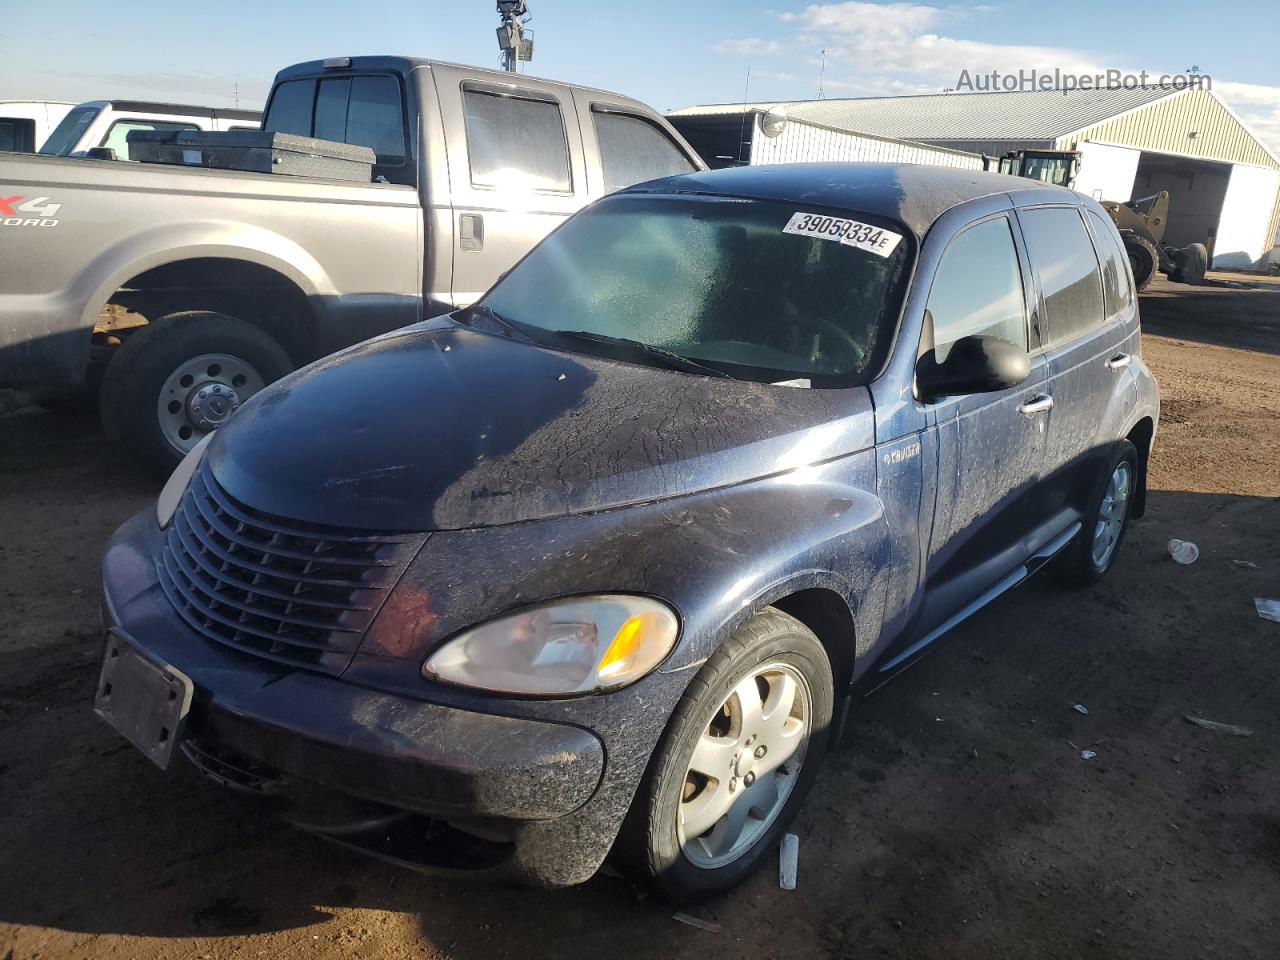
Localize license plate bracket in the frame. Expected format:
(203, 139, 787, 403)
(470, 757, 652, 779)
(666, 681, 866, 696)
(94, 631, 194, 769)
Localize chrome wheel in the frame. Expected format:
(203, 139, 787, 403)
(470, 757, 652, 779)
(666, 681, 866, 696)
(678, 661, 811, 869)
(1091, 461, 1132, 568)
(156, 353, 265, 455)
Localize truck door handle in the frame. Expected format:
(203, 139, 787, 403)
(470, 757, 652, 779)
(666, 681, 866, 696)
(459, 213, 484, 251)
(1017, 395, 1054, 416)
(1105, 353, 1132, 370)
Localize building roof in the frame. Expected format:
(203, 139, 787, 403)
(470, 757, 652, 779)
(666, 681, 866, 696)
(670, 86, 1182, 143)
(618, 162, 1070, 237)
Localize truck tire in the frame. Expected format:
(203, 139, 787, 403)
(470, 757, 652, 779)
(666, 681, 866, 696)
(615, 608, 834, 902)
(1122, 234, 1159, 292)
(1170, 242, 1208, 285)
(100, 310, 293, 475)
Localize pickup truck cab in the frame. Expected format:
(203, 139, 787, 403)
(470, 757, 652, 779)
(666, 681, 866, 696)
(0, 57, 702, 471)
(37, 100, 262, 160)
(97, 163, 1158, 901)
(0, 100, 74, 152)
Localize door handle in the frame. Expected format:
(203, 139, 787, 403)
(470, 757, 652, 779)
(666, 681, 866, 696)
(1105, 353, 1132, 370)
(1017, 395, 1054, 416)
(459, 213, 484, 251)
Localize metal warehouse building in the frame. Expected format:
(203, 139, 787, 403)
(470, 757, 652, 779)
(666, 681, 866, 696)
(669, 86, 1280, 269)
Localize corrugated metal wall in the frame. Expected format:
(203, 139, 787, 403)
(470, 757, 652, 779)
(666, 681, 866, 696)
(750, 118, 983, 170)
(1058, 89, 1278, 170)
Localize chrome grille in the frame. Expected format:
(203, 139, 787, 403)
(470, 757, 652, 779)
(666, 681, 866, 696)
(157, 463, 425, 674)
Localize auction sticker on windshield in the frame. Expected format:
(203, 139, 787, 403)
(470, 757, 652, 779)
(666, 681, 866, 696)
(783, 212, 902, 257)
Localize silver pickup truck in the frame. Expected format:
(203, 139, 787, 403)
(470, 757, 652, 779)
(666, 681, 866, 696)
(0, 55, 703, 471)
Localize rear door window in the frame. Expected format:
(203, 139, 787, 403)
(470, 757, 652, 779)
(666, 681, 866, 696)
(926, 216, 1028, 361)
(1018, 207, 1106, 345)
(463, 87, 572, 192)
(1086, 209, 1133, 317)
(593, 111, 695, 191)
(102, 120, 200, 159)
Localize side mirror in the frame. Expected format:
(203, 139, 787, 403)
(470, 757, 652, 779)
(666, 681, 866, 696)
(916, 334, 1030, 400)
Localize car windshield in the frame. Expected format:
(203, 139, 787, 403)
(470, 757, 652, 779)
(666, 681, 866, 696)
(476, 194, 913, 385)
(38, 106, 99, 155)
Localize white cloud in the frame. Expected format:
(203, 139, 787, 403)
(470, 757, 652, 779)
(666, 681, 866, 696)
(747, 2, 1280, 153)
(714, 38, 783, 56)
(1216, 81, 1280, 159)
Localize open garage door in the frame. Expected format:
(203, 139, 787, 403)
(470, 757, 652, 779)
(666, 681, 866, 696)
(1131, 153, 1231, 252)
(1074, 141, 1139, 201)
(1213, 164, 1280, 269)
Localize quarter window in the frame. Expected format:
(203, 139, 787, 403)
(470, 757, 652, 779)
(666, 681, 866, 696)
(593, 111, 696, 191)
(1087, 209, 1133, 317)
(926, 217, 1028, 361)
(463, 88, 571, 192)
(1018, 207, 1106, 345)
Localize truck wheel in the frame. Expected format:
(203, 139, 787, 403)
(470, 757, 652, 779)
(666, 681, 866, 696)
(616, 608, 834, 902)
(1123, 235, 1159, 292)
(1171, 243, 1208, 285)
(1051, 441, 1138, 587)
(100, 310, 293, 475)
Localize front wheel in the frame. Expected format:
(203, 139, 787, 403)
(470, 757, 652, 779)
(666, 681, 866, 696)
(617, 608, 834, 902)
(100, 311, 294, 476)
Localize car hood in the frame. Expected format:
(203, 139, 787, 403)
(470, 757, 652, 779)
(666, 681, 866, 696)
(207, 321, 875, 532)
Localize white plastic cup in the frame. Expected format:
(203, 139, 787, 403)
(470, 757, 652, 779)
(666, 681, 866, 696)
(1168, 539, 1199, 564)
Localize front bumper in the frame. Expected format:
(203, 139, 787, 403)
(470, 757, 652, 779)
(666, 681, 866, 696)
(102, 511, 610, 884)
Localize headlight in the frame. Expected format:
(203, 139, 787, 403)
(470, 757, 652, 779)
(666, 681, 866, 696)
(422, 595, 679, 696)
(156, 432, 214, 529)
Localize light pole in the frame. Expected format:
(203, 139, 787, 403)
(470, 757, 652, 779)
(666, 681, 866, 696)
(496, 1, 534, 73)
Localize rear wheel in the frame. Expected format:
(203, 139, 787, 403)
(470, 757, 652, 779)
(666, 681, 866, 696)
(617, 608, 834, 902)
(100, 310, 293, 475)
(1052, 440, 1138, 586)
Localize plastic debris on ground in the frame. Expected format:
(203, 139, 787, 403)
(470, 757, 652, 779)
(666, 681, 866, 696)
(1167, 539, 1199, 564)
(1184, 715, 1253, 737)
(1081, 750, 1097, 760)
(1073, 704, 1090, 715)
(1255, 598, 1280, 623)
(1233, 559, 1259, 570)
(672, 913, 721, 933)
(779, 833, 799, 891)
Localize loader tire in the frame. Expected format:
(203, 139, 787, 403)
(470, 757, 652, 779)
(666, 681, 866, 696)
(1122, 234, 1159, 292)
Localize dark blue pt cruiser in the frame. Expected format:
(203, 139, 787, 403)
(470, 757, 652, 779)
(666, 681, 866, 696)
(97, 163, 1160, 901)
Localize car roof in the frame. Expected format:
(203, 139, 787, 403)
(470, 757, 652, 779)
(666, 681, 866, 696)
(618, 162, 1079, 237)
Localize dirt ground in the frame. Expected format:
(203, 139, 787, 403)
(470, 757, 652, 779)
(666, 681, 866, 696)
(1, 277, 1277, 960)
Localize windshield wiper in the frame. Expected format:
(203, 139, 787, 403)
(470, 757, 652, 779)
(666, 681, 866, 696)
(456, 303, 536, 344)
(551, 330, 735, 379)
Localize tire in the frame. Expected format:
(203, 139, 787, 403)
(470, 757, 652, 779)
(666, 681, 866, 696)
(1123, 234, 1159, 292)
(616, 608, 834, 902)
(1170, 243, 1208, 285)
(1051, 440, 1138, 587)
(99, 310, 293, 476)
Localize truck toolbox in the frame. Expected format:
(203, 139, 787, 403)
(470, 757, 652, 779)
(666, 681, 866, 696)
(128, 129, 375, 182)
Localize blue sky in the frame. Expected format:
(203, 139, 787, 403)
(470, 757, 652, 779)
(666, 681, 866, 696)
(4, 0, 1278, 149)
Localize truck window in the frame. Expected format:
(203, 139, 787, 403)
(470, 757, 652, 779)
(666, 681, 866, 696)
(926, 217, 1028, 361)
(103, 120, 200, 160)
(462, 87, 571, 192)
(0, 118, 36, 152)
(1086, 209, 1133, 318)
(593, 111, 695, 191)
(39, 105, 100, 155)
(264, 79, 317, 137)
(1018, 207, 1106, 345)
(269, 75, 406, 171)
